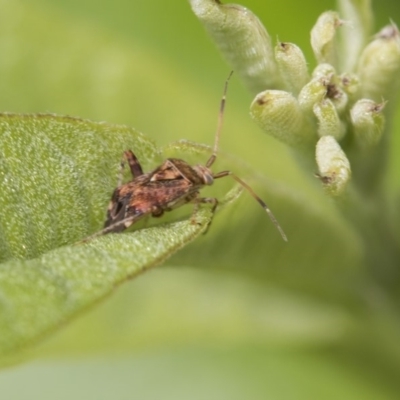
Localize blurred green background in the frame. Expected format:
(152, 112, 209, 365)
(1, 0, 400, 399)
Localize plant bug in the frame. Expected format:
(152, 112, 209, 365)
(82, 72, 287, 242)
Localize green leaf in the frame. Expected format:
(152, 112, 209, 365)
(0, 114, 212, 362)
(0, 114, 159, 260)
(0, 212, 211, 363)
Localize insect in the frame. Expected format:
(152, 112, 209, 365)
(82, 72, 287, 242)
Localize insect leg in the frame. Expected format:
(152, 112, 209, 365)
(124, 150, 144, 179)
(190, 194, 218, 233)
(117, 150, 144, 186)
(213, 170, 288, 242)
(197, 197, 218, 213)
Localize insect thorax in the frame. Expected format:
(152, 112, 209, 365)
(155, 158, 213, 186)
(192, 164, 214, 186)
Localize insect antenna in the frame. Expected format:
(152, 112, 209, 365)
(205, 72, 287, 241)
(206, 70, 234, 168)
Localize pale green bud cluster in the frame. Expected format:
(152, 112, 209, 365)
(190, 0, 400, 197)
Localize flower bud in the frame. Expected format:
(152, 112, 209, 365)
(275, 42, 309, 95)
(350, 99, 386, 148)
(312, 63, 336, 80)
(311, 11, 343, 66)
(250, 90, 315, 147)
(357, 23, 400, 102)
(298, 78, 328, 112)
(313, 99, 346, 140)
(340, 73, 360, 96)
(310, 64, 348, 113)
(316, 135, 351, 196)
(326, 83, 348, 114)
(189, 0, 280, 93)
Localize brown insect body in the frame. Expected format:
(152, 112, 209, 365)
(82, 72, 287, 243)
(105, 156, 214, 233)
